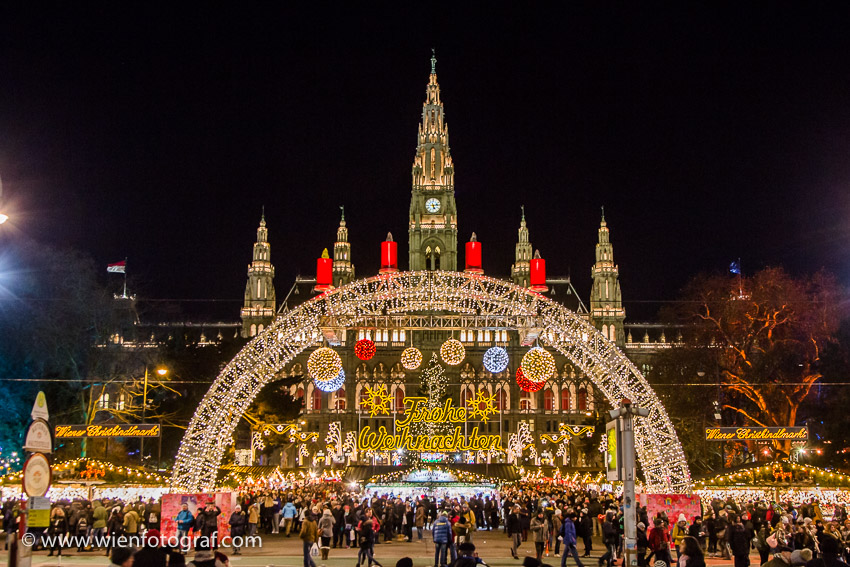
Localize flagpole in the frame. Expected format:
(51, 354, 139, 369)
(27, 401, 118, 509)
(737, 257, 742, 298)
(123, 257, 128, 298)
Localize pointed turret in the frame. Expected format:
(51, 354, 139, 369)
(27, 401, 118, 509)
(409, 50, 458, 271)
(590, 207, 625, 345)
(241, 210, 276, 337)
(511, 206, 533, 287)
(332, 206, 355, 287)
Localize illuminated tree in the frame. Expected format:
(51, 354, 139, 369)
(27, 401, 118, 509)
(672, 267, 843, 455)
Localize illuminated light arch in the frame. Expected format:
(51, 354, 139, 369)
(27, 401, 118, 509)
(171, 271, 691, 492)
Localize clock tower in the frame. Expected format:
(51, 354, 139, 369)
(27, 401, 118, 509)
(408, 51, 458, 271)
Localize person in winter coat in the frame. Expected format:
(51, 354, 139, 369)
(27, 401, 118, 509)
(247, 503, 259, 537)
(300, 511, 318, 567)
(600, 513, 620, 567)
(688, 517, 706, 552)
(507, 506, 523, 560)
(48, 506, 68, 557)
(318, 508, 335, 561)
(730, 515, 754, 567)
(672, 515, 689, 560)
(432, 513, 452, 567)
(357, 517, 382, 567)
(414, 503, 426, 541)
(530, 510, 550, 561)
(552, 509, 564, 556)
(579, 509, 593, 557)
(228, 506, 247, 555)
(561, 512, 585, 567)
(106, 509, 124, 557)
(92, 500, 108, 550)
(648, 517, 672, 567)
(762, 546, 793, 567)
(283, 501, 298, 537)
(636, 522, 649, 567)
(124, 506, 141, 536)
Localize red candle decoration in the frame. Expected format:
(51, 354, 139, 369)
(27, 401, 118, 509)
(316, 248, 333, 290)
(354, 338, 377, 361)
(516, 367, 545, 393)
(464, 232, 483, 274)
(530, 249, 547, 291)
(379, 232, 398, 274)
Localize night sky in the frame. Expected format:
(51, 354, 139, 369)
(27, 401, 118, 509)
(1, 5, 849, 321)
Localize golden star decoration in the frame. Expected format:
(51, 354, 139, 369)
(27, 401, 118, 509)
(466, 390, 498, 422)
(360, 385, 392, 417)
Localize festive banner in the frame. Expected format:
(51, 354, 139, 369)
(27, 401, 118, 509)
(705, 427, 808, 441)
(641, 493, 702, 524)
(161, 492, 235, 541)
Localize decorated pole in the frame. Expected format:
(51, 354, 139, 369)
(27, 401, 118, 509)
(530, 249, 547, 291)
(315, 248, 333, 291)
(464, 232, 483, 274)
(379, 232, 398, 274)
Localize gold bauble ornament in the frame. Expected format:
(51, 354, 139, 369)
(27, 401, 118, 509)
(520, 346, 555, 383)
(440, 338, 466, 366)
(307, 347, 343, 382)
(400, 347, 423, 370)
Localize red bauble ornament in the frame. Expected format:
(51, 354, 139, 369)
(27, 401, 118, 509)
(355, 339, 377, 361)
(516, 367, 545, 393)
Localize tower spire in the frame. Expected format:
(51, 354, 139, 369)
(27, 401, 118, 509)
(333, 206, 354, 286)
(408, 52, 458, 271)
(241, 213, 276, 338)
(511, 208, 533, 287)
(590, 208, 624, 346)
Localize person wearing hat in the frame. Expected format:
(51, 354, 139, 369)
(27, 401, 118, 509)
(507, 506, 523, 560)
(228, 505, 246, 555)
(559, 512, 585, 567)
(457, 542, 486, 565)
(530, 510, 550, 562)
(636, 522, 648, 567)
(187, 547, 216, 567)
(671, 515, 688, 561)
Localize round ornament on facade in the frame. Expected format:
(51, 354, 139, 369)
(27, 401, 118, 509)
(354, 339, 377, 361)
(307, 347, 343, 382)
(314, 369, 345, 393)
(482, 346, 509, 373)
(440, 338, 466, 366)
(516, 367, 545, 393)
(520, 346, 555, 383)
(400, 347, 423, 370)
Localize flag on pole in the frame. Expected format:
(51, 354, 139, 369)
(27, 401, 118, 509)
(729, 260, 741, 275)
(107, 261, 126, 273)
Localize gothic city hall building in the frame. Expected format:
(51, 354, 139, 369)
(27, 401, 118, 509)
(238, 54, 667, 473)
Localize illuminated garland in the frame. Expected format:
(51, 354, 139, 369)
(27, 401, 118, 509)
(516, 367, 545, 392)
(521, 347, 556, 383)
(173, 271, 691, 493)
(483, 346, 509, 373)
(0, 459, 166, 486)
(695, 460, 850, 488)
(314, 369, 345, 393)
(440, 338, 465, 365)
(308, 347, 342, 382)
(354, 339, 376, 361)
(400, 347, 423, 370)
(366, 466, 500, 486)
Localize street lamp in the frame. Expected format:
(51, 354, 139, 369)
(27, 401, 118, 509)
(140, 365, 168, 465)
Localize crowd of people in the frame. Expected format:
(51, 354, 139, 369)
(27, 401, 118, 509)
(3, 482, 850, 567)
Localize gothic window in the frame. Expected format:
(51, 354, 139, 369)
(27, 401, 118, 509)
(519, 389, 531, 411)
(295, 387, 304, 400)
(577, 388, 588, 412)
(391, 363, 405, 380)
(609, 324, 616, 342)
(116, 392, 126, 411)
(358, 384, 369, 407)
(561, 388, 571, 411)
(605, 280, 609, 298)
(460, 387, 474, 407)
(460, 362, 474, 380)
(496, 387, 508, 410)
(257, 324, 264, 334)
(250, 324, 257, 337)
(544, 389, 554, 411)
(334, 389, 346, 411)
(602, 325, 608, 340)
(312, 388, 322, 411)
(375, 363, 387, 380)
(395, 387, 405, 412)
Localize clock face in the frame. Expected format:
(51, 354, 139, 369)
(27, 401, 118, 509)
(425, 198, 441, 213)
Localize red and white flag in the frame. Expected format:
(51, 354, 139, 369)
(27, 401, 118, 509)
(107, 261, 126, 273)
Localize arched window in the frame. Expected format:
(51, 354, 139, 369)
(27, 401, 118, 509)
(544, 389, 554, 411)
(334, 389, 346, 411)
(250, 324, 257, 337)
(578, 387, 587, 412)
(461, 387, 474, 407)
(96, 392, 110, 409)
(359, 384, 369, 407)
(312, 388, 322, 411)
(519, 389, 531, 411)
(257, 324, 264, 334)
(356, 363, 370, 380)
(602, 324, 608, 340)
(395, 387, 405, 412)
(295, 387, 304, 400)
(496, 387, 508, 411)
(560, 388, 571, 411)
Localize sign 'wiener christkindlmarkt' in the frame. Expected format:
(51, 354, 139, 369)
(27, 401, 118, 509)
(705, 426, 808, 441)
(55, 424, 161, 438)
